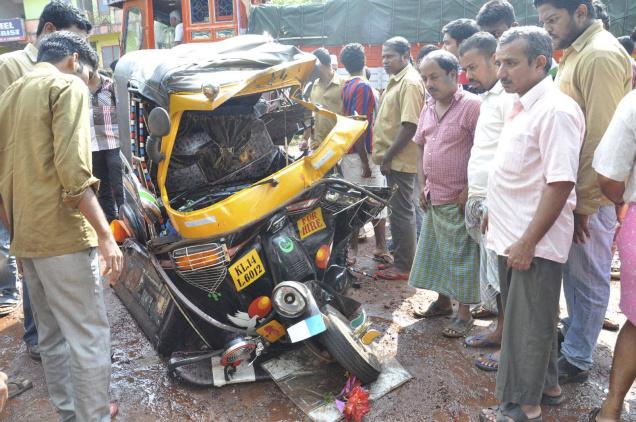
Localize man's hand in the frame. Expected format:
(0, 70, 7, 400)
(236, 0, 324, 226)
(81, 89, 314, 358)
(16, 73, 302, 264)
(504, 238, 536, 271)
(455, 187, 468, 216)
(0, 371, 7, 413)
(361, 162, 372, 178)
(380, 158, 391, 176)
(419, 189, 428, 212)
(481, 211, 489, 234)
(16, 259, 23, 278)
(573, 213, 591, 244)
(98, 233, 123, 286)
(299, 139, 309, 151)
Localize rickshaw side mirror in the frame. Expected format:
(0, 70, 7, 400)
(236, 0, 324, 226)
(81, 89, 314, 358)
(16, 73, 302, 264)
(148, 107, 171, 137)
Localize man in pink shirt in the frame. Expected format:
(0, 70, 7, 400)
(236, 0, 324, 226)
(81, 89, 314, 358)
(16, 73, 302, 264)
(408, 50, 482, 338)
(479, 27, 585, 421)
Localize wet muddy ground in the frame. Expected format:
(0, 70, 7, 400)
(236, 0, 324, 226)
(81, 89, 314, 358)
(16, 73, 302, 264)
(0, 239, 634, 421)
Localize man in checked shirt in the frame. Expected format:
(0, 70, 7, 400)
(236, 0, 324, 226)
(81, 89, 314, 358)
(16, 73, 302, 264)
(408, 50, 482, 338)
(88, 70, 123, 222)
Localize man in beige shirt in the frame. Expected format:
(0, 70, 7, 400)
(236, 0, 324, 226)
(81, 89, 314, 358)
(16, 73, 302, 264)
(372, 37, 425, 280)
(0, 0, 93, 361)
(0, 32, 121, 421)
(304, 48, 343, 151)
(536, 0, 632, 384)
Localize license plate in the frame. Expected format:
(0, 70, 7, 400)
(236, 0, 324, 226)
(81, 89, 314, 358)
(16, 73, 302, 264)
(256, 320, 286, 343)
(229, 249, 265, 292)
(297, 208, 327, 240)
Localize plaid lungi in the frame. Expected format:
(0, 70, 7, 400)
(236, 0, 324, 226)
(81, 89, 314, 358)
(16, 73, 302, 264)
(408, 202, 480, 304)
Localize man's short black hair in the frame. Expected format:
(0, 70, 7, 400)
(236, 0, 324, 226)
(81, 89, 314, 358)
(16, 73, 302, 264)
(422, 50, 459, 75)
(593, 0, 610, 29)
(442, 19, 480, 44)
(618, 36, 635, 55)
(459, 32, 498, 58)
(416, 44, 439, 63)
(476, 0, 517, 28)
(36, 1, 92, 37)
(37, 31, 99, 70)
(532, 0, 597, 19)
(383, 36, 411, 57)
(312, 47, 331, 66)
(340, 43, 366, 74)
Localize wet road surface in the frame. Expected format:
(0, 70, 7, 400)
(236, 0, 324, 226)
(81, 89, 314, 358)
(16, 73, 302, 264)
(0, 239, 634, 421)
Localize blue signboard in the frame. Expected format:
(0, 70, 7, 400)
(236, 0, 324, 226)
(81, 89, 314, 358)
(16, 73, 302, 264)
(0, 19, 25, 43)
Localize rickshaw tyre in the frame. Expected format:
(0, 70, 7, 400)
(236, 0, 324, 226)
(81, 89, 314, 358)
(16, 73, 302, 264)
(319, 305, 381, 385)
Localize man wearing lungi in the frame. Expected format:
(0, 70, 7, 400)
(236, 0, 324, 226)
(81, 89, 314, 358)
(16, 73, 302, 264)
(408, 50, 481, 338)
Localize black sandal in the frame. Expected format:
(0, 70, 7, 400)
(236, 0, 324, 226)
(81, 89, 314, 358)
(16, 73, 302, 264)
(8, 378, 33, 399)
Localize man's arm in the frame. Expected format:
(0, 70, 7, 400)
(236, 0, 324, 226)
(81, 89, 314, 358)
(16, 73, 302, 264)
(0, 196, 8, 229)
(416, 144, 428, 211)
(52, 81, 122, 283)
(351, 83, 374, 177)
(77, 188, 122, 284)
(574, 52, 629, 216)
(381, 78, 424, 175)
(380, 122, 417, 175)
(505, 181, 575, 270)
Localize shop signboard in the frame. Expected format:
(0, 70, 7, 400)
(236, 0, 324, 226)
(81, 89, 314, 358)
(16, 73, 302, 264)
(0, 19, 25, 43)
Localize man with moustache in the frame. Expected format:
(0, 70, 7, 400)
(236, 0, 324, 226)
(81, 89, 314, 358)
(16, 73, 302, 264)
(409, 50, 481, 338)
(459, 32, 515, 371)
(535, 0, 632, 384)
(372, 37, 424, 281)
(478, 26, 584, 421)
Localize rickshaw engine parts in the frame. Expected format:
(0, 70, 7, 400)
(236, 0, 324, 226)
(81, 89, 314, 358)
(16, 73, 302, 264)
(220, 338, 258, 367)
(171, 243, 229, 293)
(272, 281, 309, 318)
(166, 111, 282, 198)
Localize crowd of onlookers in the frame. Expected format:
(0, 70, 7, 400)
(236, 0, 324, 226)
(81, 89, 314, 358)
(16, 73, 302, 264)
(307, 0, 636, 420)
(0, 0, 635, 420)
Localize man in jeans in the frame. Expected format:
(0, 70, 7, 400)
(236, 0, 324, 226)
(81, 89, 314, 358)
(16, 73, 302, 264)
(0, 0, 93, 360)
(372, 36, 424, 281)
(0, 32, 122, 421)
(536, 0, 632, 383)
(89, 71, 123, 222)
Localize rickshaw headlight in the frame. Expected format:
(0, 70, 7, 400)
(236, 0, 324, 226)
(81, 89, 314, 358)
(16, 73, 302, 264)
(273, 282, 308, 318)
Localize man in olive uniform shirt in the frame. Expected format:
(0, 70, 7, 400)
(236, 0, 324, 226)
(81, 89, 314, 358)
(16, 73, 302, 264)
(0, 0, 92, 360)
(536, 0, 632, 383)
(0, 32, 121, 422)
(305, 48, 343, 151)
(373, 37, 425, 280)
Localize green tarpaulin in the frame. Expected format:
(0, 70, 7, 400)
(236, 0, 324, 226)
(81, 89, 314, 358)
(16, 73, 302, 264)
(248, 0, 636, 45)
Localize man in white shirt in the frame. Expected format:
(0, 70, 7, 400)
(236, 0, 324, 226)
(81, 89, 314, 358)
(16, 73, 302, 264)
(170, 10, 183, 46)
(479, 27, 584, 421)
(459, 32, 514, 371)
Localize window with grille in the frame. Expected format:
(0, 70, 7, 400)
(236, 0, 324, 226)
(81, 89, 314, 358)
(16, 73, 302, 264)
(215, 0, 234, 21)
(190, 0, 210, 23)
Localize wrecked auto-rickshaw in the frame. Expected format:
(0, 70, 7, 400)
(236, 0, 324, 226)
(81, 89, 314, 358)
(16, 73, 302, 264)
(111, 35, 390, 387)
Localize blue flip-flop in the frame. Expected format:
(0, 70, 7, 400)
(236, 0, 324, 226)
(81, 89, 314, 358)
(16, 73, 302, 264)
(475, 352, 499, 372)
(465, 334, 501, 348)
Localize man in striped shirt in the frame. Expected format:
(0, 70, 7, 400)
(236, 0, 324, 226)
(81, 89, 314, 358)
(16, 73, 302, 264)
(339, 43, 389, 265)
(88, 71, 123, 222)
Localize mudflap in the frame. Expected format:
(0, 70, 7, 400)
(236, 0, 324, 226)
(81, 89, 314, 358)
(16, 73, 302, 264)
(113, 239, 187, 356)
(169, 351, 270, 387)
